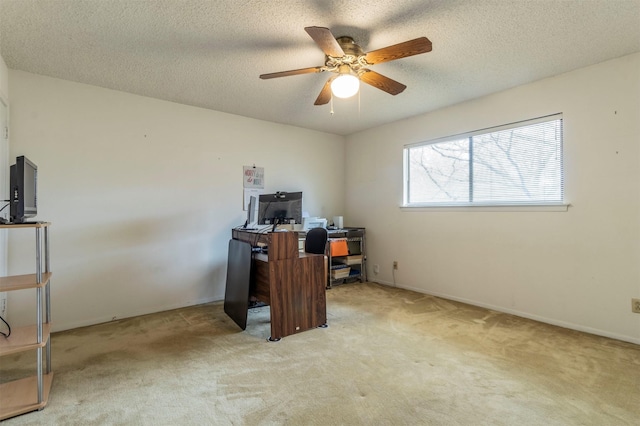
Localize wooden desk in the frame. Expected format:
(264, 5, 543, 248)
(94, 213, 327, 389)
(230, 229, 327, 340)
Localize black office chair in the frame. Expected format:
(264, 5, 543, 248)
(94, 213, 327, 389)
(305, 228, 328, 255)
(305, 227, 329, 292)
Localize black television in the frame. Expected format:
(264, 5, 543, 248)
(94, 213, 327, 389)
(9, 156, 38, 224)
(258, 191, 302, 226)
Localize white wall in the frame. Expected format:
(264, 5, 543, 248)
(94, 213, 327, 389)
(0, 53, 8, 100)
(345, 53, 640, 344)
(0, 53, 10, 315)
(7, 70, 345, 331)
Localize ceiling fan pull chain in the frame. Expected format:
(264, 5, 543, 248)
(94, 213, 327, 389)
(330, 96, 334, 115)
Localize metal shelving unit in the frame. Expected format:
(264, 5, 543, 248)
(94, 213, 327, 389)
(327, 227, 366, 288)
(0, 222, 53, 421)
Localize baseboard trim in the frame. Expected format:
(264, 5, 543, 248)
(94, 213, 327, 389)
(372, 280, 640, 346)
(52, 295, 223, 332)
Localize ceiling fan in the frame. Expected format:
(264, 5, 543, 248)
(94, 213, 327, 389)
(259, 26, 432, 105)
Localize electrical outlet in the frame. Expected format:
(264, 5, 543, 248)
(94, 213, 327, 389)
(632, 298, 640, 314)
(393, 261, 398, 270)
(373, 264, 380, 274)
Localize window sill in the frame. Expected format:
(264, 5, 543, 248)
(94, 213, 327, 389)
(400, 203, 570, 212)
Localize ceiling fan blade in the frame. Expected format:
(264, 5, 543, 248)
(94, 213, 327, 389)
(304, 26, 345, 57)
(314, 77, 334, 105)
(260, 66, 323, 79)
(360, 70, 406, 95)
(364, 37, 432, 65)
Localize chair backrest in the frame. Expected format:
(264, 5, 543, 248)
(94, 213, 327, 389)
(305, 227, 328, 255)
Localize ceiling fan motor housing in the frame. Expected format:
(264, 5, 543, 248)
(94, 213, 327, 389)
(336, 36, 364, 57)
(325, 37, 368, 75)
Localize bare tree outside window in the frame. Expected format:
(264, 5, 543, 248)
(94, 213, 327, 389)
(409, 139, 469, 202)
(405, 116, 563, 205)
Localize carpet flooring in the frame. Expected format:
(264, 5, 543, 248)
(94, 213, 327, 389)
(1, 282, 639, 425)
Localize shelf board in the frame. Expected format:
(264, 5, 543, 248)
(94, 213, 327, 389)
(0, 372, 53, 420)
(333, 259, 363, 266)
(0, 222, 50, 229)
(0, 324, 51, 356)
(0, 273, 52, 292)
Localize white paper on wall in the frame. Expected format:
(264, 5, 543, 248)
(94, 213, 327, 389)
(243, 166, 264, 189)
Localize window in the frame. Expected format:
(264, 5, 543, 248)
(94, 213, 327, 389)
(404, 114, 564, 207)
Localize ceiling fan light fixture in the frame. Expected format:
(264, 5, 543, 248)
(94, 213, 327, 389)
(331, 74, 360, 99)
(260, 27, 432, 106)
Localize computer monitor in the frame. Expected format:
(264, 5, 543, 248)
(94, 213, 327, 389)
(9, 155, 38, 224)
(243, 195, 258, 229)
(257, 191, 302, 225)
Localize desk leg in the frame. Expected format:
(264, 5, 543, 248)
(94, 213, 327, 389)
(266, 258, 292, 341)
(266, 256, 326, 341)
(268, 281, 284, 342)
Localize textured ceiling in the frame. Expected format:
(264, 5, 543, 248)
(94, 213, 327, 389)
(1, 0, 639, 136)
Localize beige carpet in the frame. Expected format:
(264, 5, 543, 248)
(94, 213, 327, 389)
(1, 282, 639, 425)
